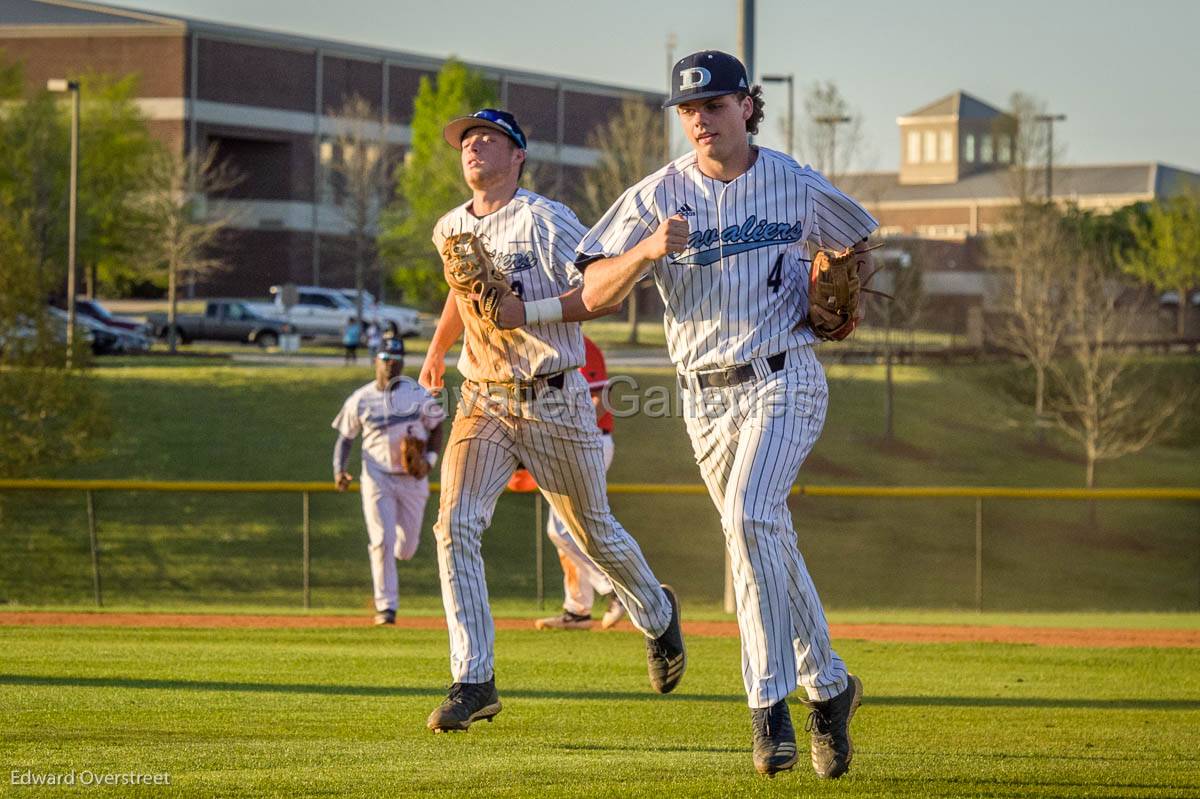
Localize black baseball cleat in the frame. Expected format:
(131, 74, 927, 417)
(427, 678, 502, 733)
(802, 674, 863, 779)
(373, 609, 396, 626)
(645, 584, 686, 694)
(751, 700, 799, 777)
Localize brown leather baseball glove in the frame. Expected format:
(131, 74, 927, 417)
(441, 232, 516, 328)
(399, 436, 430, 479)
(805, 245, 888, 341)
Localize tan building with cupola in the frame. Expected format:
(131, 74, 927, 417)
(840, 90, 1200, 334)
(847, 90, 1200, 242)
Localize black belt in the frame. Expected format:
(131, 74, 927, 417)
(679, 352, 786, 390)
(472, 371, 567, 402)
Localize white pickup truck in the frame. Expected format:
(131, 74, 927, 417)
(246, 286, 421, 339)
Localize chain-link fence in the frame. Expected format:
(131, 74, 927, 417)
(1, 480, 1197, 612)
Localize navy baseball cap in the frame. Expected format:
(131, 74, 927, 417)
(663, 50, 750, 108)
(443, 109, 527, 150)
(376, 337, 405, 361)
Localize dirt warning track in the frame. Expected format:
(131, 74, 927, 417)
(1, 611, 1197, 648)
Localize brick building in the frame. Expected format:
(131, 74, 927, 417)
(0, 0, 663, 296)
(843, 91, 1200, 332)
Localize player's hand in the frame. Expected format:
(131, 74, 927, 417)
(419, 351, 446, 394)
(334, 471, 353, 492)
(489, 293, 526, 330)
(639, 214, 689, 261)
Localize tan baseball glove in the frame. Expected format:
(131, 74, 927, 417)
(441, 232, 516, 328)
(805, 245, 888, 341)
(399, 436, 430, 479)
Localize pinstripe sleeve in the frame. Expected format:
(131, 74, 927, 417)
(803, 168, 878, 250)
(541, 202, 589, 289)
(331, 393, 361, 438)
(575, 184, 659, 270)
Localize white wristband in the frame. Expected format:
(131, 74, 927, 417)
(524, 297, 563, 325)
(424, 451, 438, 468)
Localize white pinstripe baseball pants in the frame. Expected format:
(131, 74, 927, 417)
(360, 467, 429, 612)
(434, 371, 671, 683)
(682, 346, 849, 708)
(546, 432, 615, 615)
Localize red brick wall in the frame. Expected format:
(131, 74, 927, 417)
(196, 37, 315, 112)
(322, 55, 382, 114)
(0, 34, 186, 97)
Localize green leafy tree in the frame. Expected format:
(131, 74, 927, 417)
(378, 60, 496, 309)
(0, 58, 161, 299)
(1118, 194, 1200, 337)
(74, 74, 162, 297)
(0, 202, 110, 476)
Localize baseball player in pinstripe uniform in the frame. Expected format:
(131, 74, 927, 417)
(332, 338, 445, 625)
(576, 51, 876, 779)
(418, 109, 685, 733)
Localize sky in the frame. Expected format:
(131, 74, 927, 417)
(109, 0, 1200, 173)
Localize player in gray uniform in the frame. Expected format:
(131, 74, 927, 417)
(333, 338, 445, 625)
(418, 109, 685, 733)
(576, 51, 877, 779)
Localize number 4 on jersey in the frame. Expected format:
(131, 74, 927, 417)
(766, 254, 783, 293)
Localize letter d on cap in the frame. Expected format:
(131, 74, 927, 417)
(679, 67, 711, 91)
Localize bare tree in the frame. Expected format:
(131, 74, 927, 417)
(1048, 242, 1186, 489)
(987, 203, 1073, 428)
(1000, 92, 1066, 204)
(138, 144, 241, 352)
(799, 81, 864, 187)
(326, 95, 390, 323)
(579, 100, 665, 344)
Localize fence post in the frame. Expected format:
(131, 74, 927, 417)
(535, 494, 544, 610)
(974, 497, 983, 613)
(302, 491, 311, 610)
(86, 489, 102, 607)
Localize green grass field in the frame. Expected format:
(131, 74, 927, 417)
(0, 357, 1197, 613)
(2, 621, 1198, 798)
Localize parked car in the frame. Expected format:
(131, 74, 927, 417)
(246, 286, 419, 340)
(146, 300, 290, 347)
(70, 298, 152, 335)
(335, 289, 422, 338)
(47, 306, 148, 355)
(1158, 290, 1200, 308)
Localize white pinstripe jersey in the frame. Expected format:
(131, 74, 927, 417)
(577, 148, 878, 372)
(433, 189, 588, 383)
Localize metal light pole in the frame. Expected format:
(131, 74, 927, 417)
(814, 115, 851, 182)
(761, 74, 794, 156)
(738, 0, 756, 86)
(1034, 113, 1066, 201)
(48, 78, 81, 367)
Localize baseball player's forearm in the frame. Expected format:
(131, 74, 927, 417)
(332, 435, 353, 476)
(428, 293, 465, 357)
(580, 249, 652, 311)
(558, 286, 621, 322)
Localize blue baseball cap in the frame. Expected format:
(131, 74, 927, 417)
(376, 337, 405, 361)
(443, 109, 527, 150)
(663, 50, 750, 108)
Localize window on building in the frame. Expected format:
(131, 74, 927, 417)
(981, 134, 994, 163)
(940, 130, 953, 163)
(997, 135, 1012, 164)
(923, 130, 937, 163)
(907, 131, 921, 164)
(965, 134, 976, 163)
